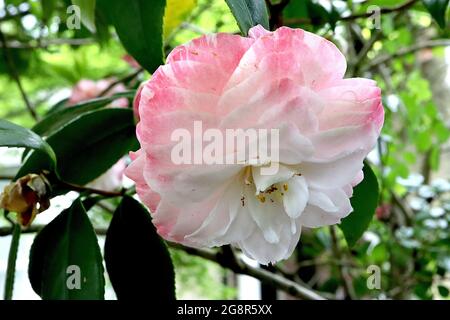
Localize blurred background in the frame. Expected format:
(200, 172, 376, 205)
(0, 0, 449, 299)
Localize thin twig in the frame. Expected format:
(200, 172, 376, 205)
(170, 244, 326, 300)
(351, 29, 382, 76)
(0, 29, 38, 121)
(365, 39, 450, 71)
(97, 68, 144, 97)
(59, 181, 125, 198)
(284, 0, 418, 25)
(390, 192, 414, 226)
(340, 0, 418, 21)
(330, 226, 356, 299)
(0, 38, 95, 49)
(266, 0, 291, 29)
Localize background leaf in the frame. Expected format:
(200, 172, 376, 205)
(28, 199, 104, 299)
(31, 91, 135, 137)
(98, 0, 166, 73)
(104, 196, 176, 300)
(16, 108, 139, 184)
(225, 0, 269, 35)
(164, 0, 197, 38)
(422, 0, 449, 28)
(339, 162, 379, 247)
(72, 0, 97, 33)
(0, 119, 56, 168)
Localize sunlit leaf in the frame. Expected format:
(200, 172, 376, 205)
(164, 0, 197, 38)
(0, 119, 56, 169)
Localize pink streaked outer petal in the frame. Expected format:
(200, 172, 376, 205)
(311, 78, 384, 160)
(225, 26, 346, 96)
(125, 150, 160, 212)
(153, 188, 224, 244)
(248, 25, 271, 39)
(133, 83, 145, 122)
(136, 33, 253, 125)
(167, 33, 254, 71)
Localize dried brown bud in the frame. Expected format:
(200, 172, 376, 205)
(0, 174, 51, 227)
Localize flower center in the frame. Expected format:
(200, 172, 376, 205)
(240, 165, 300, 206)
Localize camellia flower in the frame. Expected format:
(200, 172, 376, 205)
(126, 26, 384, 264)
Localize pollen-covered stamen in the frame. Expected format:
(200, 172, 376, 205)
(243, 166, 253, 185)
(256, 182, 285, 203)
(253, 170, 302, 204)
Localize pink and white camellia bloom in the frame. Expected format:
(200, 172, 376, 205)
(126, 26, 384, 264)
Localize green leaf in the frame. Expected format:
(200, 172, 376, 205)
(46, 98, 70, 115)
(0, 119, 56, 168)
(225, 0, 269, 35)
(422, 0, 449, 28)
(339, 162, 379, 247)
(104, 196, 176, 300)
(28, 199, 104, 299)
(438, 285, 449, 297)
(41, 0, 56, 22)
(16, 108, 139, 185)
(22, 92, 134, 162)
(72, 0, 97, 33)
(99, 0, 165, 73)
(33, 91, 135, 137)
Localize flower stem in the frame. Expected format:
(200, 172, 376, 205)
(4, 223, 21, 300)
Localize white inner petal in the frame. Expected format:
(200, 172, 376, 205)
(252, 164, 295, 194)
(282, 175, 309, 219)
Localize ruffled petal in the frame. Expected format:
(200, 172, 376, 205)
(283, 175, 309, 219)
(300, 188, 352, 227)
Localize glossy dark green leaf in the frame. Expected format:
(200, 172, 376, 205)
(104, 196, 176, 300)
(98, 0, 165, 73)
(22, 94, 131, 163)
(0, 119, 56, 168)
(422, 0, 449, 28)
(225, 0, 269, 35)
(16, 108, 139, 184)
(32, 91, 134, 137)
(339, 162, 379, 247)
(438, 285, 449, 297)
(28, 199, 104, 299)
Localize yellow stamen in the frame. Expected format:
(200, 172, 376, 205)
(256, 194, 266, 203)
